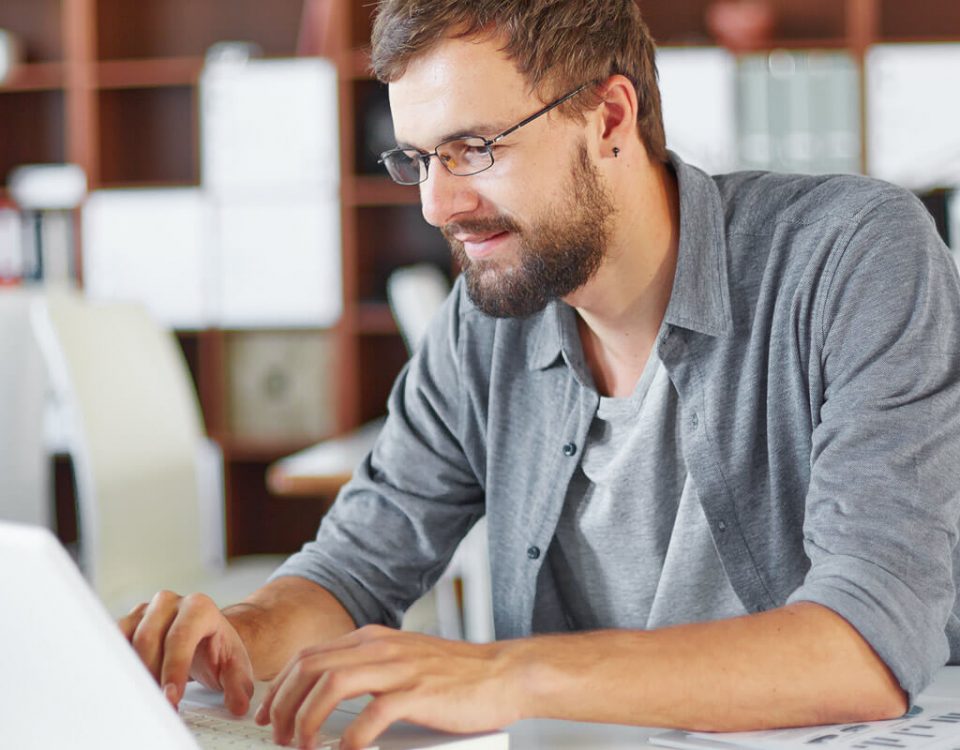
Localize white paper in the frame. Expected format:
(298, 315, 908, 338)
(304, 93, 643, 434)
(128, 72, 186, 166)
(82, 189, 214, 329)
(201, 57, 340, 196)
(682, 698, 960, 750)
(213, 192, 342, 328)
(867, 44, 960, 190)
(657, 47, 738, 175)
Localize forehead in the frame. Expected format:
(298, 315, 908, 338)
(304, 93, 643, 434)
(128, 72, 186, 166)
(388, 35, 534, 148)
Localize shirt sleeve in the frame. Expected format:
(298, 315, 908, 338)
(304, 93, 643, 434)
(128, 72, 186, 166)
(270, 279, 484, 628)
(787, 190, 960, 702)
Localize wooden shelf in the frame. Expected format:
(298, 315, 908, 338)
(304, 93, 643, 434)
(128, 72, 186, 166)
(355, 303, 399, 335)
(346, 176, 421, 206)
(739, 37, 849, 51)
(347, 48, 373, 79)
(94, 179, 200, 190)
(219, 437, 327, 463)
(96, 57, 204, 89)
(0, 62, 65, 92)
(875, 36, 960, 45)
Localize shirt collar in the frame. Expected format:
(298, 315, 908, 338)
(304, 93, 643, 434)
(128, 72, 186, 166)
(662, 152, 733, 338)
(528, 152, 733, 372)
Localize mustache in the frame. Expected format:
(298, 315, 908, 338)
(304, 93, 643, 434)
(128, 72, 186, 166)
(441, 216, 522, 244)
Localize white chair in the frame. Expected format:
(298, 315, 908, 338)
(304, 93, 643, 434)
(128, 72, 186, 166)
(31, 290, 283, 617)
(387, 264, 494, 642)
(0, 289, 51, 529)
(386, 263, 452, 353)
(268, 265, 494, 641)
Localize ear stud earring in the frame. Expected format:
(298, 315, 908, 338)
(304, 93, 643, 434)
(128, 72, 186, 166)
(613, 147, 621, 158)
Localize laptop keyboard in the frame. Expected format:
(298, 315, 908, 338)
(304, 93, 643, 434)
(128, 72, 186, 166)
(182, 708, 343, 749)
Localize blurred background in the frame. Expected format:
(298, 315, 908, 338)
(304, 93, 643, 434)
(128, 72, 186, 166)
(0, 0, 958, 627)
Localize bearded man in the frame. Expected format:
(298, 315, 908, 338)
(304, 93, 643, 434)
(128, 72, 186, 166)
(123, 2, 960, 748)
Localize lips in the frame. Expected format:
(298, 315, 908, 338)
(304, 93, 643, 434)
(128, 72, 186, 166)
(456, 231, 506, 244)
(461, 231, 511, 259)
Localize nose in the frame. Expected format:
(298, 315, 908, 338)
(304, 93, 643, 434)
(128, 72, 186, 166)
(419, 161, 479, 228)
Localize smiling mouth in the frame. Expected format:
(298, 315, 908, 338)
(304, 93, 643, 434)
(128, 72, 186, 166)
(461, 232, 511, 258)
(457, 231, 508, 244)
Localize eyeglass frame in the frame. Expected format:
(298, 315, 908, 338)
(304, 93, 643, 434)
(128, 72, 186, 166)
(378, 82, 594, 186)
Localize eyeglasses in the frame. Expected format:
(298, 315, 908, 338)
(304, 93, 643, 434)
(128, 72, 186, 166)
(378, 83, 592, 186)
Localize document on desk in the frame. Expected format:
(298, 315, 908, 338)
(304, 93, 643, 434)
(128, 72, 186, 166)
(651, 697, 960, 750)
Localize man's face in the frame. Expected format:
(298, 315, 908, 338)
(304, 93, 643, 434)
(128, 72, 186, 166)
(389, 37, 615, 318)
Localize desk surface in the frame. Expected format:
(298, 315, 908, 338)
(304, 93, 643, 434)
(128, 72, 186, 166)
(266, 418, 384, 497)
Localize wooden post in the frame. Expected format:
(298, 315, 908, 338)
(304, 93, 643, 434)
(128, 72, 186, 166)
(847, 0, 879, 174)
(62, 0, 98, 186)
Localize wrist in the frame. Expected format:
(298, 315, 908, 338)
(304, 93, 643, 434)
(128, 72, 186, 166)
(487, 636, 556, 721)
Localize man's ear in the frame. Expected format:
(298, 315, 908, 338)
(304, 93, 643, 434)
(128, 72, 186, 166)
(595, 74, 640, 159)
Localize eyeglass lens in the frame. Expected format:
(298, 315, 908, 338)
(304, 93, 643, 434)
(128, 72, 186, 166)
(383, 137, 494, 185)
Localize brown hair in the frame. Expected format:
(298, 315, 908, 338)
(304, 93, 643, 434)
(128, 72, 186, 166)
(370, 0, 669, 164)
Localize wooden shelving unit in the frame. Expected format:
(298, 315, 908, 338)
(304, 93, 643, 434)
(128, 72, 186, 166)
(1, 0, 958, 556)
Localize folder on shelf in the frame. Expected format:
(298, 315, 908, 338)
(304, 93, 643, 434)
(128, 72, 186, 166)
(738, 51, 860, 176)
(200, 57, 340, 195)
(657, 47, 738, 175)
(82, 189, 213, 329)
(867, 44, 960, 190)
(212, 193, 342, 329)
(226, 330, 337, 442)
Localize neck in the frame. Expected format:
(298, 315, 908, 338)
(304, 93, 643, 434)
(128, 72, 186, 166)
(566, 155, 680, 397)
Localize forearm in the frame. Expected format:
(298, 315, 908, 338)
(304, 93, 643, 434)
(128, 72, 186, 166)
(223, 576, 357, 681)
(506, 602, 907, 731)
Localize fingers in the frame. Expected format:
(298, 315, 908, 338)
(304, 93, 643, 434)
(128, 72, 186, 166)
(259, 649, 414, 748)
(340, 694, 409, 750)
(156, 593, 219, 704)
(120, 590, 250, 716)
(220, 650, 256, 717)
(296, 669, 413, 750)
(118, 602, 148, 641)
(255, 632, 395, 729)
(130, 591, 183, 686)
(161, 593, 253, 711)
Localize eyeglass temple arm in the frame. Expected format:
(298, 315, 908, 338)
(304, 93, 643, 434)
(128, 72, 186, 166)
(490, 83, 592, 145)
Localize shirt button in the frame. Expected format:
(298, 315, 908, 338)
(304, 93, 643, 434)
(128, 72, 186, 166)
(527, 546, 541, 560)
(690, 412, 699, 430)
(562, 442, 577, 457)
(717, 520, 727, 532)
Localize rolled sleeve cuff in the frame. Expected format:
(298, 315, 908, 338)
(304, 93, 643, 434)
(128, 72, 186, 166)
(269, 541, 399, 630)
(786, 554, 950, 704)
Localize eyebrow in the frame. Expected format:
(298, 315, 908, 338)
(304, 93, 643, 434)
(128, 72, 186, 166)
(395, 122, 510, 152)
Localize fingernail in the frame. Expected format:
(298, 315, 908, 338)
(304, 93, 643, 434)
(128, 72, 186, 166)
(255, 703, 266, 723)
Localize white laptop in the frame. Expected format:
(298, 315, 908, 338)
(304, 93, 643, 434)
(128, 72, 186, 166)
(0, 521, 508, 750)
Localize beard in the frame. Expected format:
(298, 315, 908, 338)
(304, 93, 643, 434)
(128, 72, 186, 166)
(442, 142, 615, 319)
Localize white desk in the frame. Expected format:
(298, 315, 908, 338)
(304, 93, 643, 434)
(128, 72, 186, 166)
(505, 667, 960, 748)
(266, 418, 383, 497)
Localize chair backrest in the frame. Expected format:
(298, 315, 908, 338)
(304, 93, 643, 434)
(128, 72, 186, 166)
(32, 291, 206, 607)
(0, 289, 51, 528)
(386, 264, 451, 354)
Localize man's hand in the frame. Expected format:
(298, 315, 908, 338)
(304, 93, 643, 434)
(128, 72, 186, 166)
(255, 626, 524, 750)
(119, 590, 255, 716)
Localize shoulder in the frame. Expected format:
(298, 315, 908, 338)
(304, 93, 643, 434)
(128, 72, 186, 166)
(714, 170, 927, 235)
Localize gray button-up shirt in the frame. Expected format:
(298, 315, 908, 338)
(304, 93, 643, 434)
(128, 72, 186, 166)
(274, 155, 960, 701)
